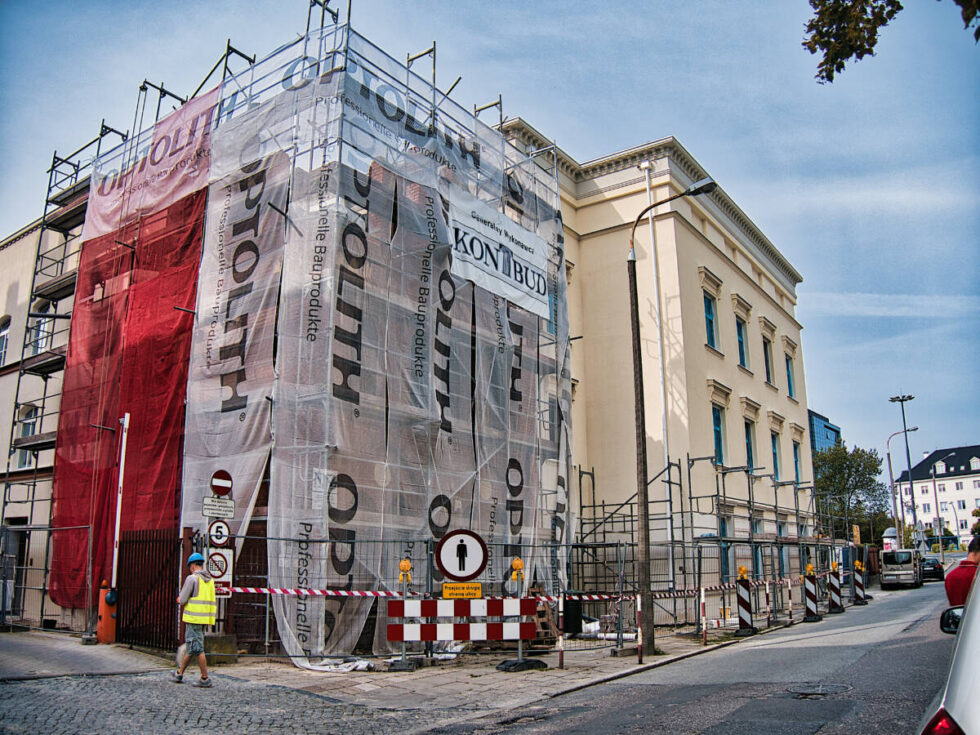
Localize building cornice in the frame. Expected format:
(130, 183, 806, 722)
(501, 117, 803, 288)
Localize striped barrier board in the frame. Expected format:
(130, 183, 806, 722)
(387, 597, 537, 643)
(827, 568, 845, 614)
(803, 573, 822, 622)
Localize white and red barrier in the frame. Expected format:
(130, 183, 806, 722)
(386, 598, 537, 643)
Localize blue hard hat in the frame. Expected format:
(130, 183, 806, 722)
(187, 553, 205, 566)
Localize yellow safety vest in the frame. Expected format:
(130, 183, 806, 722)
(182, 575, 217, 626)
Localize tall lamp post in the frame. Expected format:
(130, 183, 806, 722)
(886, 426, 917, 547)
(889, 395, 918, 529)
(930, 452, 955, 563)
(628, 174, 716, 656)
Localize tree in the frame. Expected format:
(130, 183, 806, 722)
(971, 507, 980, 536)
(803, 0, 980, 83)
(813, 443, 889, 543)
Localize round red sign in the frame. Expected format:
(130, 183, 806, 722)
(210, 469, 233, 497)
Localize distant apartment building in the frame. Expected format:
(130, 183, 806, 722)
(896, 445, 980, 542)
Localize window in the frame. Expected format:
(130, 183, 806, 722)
(923, 503, 931, 514)
(17, 406, 37, 469)
(771, 432, 780, 481)
(960, 519, 969, 530)
(712, 405, 725, 464)
(735, 317, 748, 367)
(971, 457, 980, 471)
(798, 522, 809, 537)
(938, 484, 945, 493)
(744, 420, 755, 468)
(921, 486, 929, 495)
(793, 441, 801, 483)
(904, 488, 911, 496)
(29, 303, 52, 356)
(936, 461, 946, 474)
(785, 355, 796, 398)
(762, 337, 774, 384)
(955, 481, 963, 491)
(751, 517, 763, 534)
(0, 316, 9, 365)
(957, 499, 967, 510)
(703, 292, 717, 349)
(974, 480, 980, 489)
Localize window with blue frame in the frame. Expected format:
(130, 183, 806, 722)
(744, 420, 755, 469)
(712, 405, 725, 465)
(763, 337, 773, 384)
(735, 317, 747, 367)
(785, 354, 795, 398)
(793, 441, 801, 483)
(771, 432, 780, 481)
(703, 291, 717, 349)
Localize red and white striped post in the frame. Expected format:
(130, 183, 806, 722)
(764, 580, 772, 627)
(787, 577, 794, 622)
(700, 587, 707, 646)
(828, 561, 845, 614)
(636, 593, 643, 664)
(557, 594, 565, 669)
(735, 566, 757, 637)
(853, 560, 868, 606)
(803, 564, 822, 623)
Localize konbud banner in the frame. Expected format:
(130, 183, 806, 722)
(449, 190, 550, 319)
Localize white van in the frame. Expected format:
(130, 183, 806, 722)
(881, 549, 922, 590)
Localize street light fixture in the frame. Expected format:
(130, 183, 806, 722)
(889, 395, 918, 529)
(931, 451, 955, 564)
(886, 426, 917, 547)
(628, 172, 717, 657)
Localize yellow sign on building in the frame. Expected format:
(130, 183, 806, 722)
(442, 582, 482, 599)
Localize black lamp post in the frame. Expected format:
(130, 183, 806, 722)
(889, 395, 918, 529)
(628, 175, 716, 656)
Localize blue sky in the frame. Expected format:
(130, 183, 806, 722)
(1, 0, 977, 473)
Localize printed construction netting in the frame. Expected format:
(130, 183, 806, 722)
(55, 23, 571, 664)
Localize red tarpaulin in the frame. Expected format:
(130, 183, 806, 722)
(49, 190, 205, 608)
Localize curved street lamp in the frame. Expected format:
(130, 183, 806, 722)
(886, 426, 917, 547)
(889, 394, 918, 528)
(628, 174, 716, 658)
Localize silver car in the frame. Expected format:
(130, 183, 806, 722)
(918, 575, 979, 734)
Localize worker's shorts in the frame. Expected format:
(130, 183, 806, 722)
(185, 623, 206, 655)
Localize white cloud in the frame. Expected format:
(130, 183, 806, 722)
(801, 292, 980, 318)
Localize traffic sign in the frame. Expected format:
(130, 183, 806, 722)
(210, 469, 233, 497)
(435, 529, 488, 582)
(202, 496, 235, 519)
(208, 520, 231, 547)
(207, 549, 233, 598)
(443, 582, 482, 599)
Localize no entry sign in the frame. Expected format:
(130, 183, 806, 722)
(210, 470, 233, 497)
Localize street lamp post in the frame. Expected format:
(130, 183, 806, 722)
(941, 502, 962, 550)
(886, 426, 918, 548)
(629, 173, 716, 656)
(889, 395, 918, 530)
(930, 452, 955, 563)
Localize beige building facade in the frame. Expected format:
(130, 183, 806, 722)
(505, 119, 816, 550)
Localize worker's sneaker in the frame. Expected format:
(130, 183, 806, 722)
(170, 671, 183, 684)
(192, 677, 213, 688)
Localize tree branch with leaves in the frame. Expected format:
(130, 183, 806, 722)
(804, 0, 979, 83)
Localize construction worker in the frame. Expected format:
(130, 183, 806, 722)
(171, 552, 216, 687)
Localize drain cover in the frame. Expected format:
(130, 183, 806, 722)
(787, 683, 852, 697)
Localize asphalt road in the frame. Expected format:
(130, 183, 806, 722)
(435, 580, 955, 735)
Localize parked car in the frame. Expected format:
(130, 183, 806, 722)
(921, 557, 945, 582)
(918, 581, 978, 734)
(881, 548, 923, 589)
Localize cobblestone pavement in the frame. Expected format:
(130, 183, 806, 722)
(0, 671, 467, 735)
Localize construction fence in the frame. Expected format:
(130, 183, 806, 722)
(1, 527, 863, 662)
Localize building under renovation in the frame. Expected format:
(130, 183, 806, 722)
(1, 5, 840, 664)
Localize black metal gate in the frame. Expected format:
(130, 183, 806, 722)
(117, 528, 181, 650)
